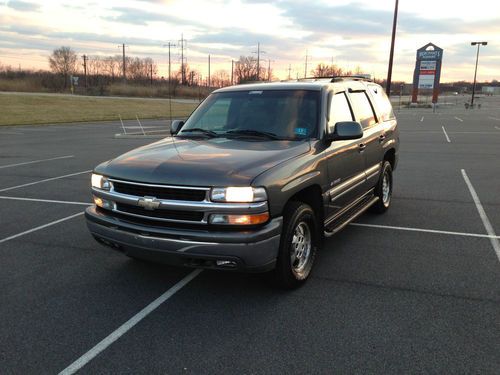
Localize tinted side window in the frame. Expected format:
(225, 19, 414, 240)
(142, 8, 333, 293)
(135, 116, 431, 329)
(349, 91, 377, 128)
(328, 92, 353, 132)
(368, 85, 395, 122)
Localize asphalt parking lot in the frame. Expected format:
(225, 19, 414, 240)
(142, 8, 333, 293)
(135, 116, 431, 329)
(1, 101, 499, 374)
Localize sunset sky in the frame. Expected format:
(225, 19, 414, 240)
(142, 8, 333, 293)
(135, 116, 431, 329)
(0, 0, 498, 83)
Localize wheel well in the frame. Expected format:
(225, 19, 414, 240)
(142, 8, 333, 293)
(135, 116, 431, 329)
(288, 185, 324, 225)
(384, 148, 396, 169)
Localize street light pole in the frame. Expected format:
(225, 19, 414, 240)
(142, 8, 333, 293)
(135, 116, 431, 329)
(470, 41, 487, 108)
(385, 0, 399, 96)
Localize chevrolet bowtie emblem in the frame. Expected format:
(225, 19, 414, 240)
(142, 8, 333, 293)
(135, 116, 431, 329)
(137, 196, 161, 210)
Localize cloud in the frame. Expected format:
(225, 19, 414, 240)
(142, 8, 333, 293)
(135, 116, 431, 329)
(6, 0, 40, 12)
(106, 7, 175, 26)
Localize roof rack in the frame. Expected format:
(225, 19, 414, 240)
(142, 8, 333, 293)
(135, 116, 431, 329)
(295, 75, 373, 83)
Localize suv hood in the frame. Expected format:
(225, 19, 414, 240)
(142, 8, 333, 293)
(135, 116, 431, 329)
(96, 137, 310, 186)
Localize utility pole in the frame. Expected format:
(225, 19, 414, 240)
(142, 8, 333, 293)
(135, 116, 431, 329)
(304, 50, 311, 78)
(252, 43, 266, 81)
(385, 0, 399, 96)
(257, 43, 260, 81)
(267, 59, 274, 82)
(288, 64, 292, 80)
(163, 42, 176, 87)
(470, 41, 487, 108)
(121, 43, 126, 83)
(208, 54, 211, 88)
(82, 54, 88, 90)
(179, 34, 187, 85)
(231, 59, 234, 85)
(150, 63, 153, 86)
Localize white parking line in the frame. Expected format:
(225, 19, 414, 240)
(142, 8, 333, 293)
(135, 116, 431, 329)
(488, 116, 500, 121)
(461, 169, 500, 263)
(0, 212, 84, 244)
(441, 126, 451, 143)
(454, 116, 463, 122)
(0, 195, 91, 206)
(495, 126, 500, 131)
(0, 131, 24, 135)
(350, 223, 500, 240)
(58, 269, 202, 375)
(0, 170, 92, 193)
(420, 116, 424, 122)
(0, 155, 74, 169)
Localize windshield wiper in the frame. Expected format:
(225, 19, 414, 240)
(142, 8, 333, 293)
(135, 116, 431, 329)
(178, 128, 218, 138)
(224, 129, 282, 140)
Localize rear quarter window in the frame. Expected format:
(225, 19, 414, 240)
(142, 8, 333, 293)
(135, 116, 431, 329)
(368, 85, 395, 122)
(348, 91, 377, 129)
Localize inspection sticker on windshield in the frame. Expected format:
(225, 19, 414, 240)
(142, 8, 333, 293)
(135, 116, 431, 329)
(295, 128, 307, 136)
(249, 91, 263, 95)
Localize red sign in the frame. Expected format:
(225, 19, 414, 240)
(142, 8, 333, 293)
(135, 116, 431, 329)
(419, 70, 436, 75)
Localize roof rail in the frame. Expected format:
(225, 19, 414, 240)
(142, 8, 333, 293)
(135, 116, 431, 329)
(295, 75, 373, 83)
(330, 75, 373, 82)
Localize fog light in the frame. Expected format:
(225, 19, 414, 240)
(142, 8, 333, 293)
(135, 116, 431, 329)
(209, 212, 269, 225)
(216, 260, 237, 268)
(93, 195, 114, 210)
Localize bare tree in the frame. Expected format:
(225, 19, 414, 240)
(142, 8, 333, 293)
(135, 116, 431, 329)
(48, 46, 77, 89)
(211, 70, 230, 88)
(103, 56, 120, 82)
(234, 56, 258, 83)
(311, 63, 346, 78)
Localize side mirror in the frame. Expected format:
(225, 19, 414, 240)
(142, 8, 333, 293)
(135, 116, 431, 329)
(170, 120, 185, 135)
(327, 121, 363, 141)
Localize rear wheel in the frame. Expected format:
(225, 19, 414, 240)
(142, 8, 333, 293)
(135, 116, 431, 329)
(370, 161, 393, 214)
(274, 201, 319, 289)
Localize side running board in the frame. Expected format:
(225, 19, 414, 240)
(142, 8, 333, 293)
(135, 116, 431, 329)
(324, 196, 379, 237)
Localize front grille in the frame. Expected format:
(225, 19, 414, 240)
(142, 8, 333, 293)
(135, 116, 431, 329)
(116, 203, 204, 222)
(112, 181, 206, 201)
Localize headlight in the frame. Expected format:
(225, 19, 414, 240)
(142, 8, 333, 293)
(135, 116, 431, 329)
(91, 173, 111, 190)
(210, 187, 267, 203)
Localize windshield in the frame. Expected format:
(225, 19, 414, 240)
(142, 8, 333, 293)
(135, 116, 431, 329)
(179, 90, 320, 140)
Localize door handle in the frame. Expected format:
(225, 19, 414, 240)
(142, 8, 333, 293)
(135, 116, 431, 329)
(379, 134, 386, 142)
(358, 143, 367, 152)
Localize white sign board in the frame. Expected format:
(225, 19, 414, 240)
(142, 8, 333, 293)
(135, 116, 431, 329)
(418, 74, 435, 89)
(420, 61, 436, 70)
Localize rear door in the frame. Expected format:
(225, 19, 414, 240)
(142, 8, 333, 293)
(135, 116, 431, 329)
(325, 91, 366, 218)
(347, 89, 384, 188)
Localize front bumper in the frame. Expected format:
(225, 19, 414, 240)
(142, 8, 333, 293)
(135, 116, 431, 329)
(85, 206, 282, 272)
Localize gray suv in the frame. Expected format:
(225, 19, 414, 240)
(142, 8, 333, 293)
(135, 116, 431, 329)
(86, 77, 399, 288)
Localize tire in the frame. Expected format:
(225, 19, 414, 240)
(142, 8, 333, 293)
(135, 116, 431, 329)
(274, 201, 319, 289)
(370, 160, 393, 214)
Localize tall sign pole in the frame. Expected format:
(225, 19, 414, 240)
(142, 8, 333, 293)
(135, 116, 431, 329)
(470, 41, 487, 107)
(385, 0, 399, 96)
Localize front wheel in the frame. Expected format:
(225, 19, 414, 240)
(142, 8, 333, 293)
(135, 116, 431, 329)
(370, 161, 393, 214)
(274, 201, 319, 289)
